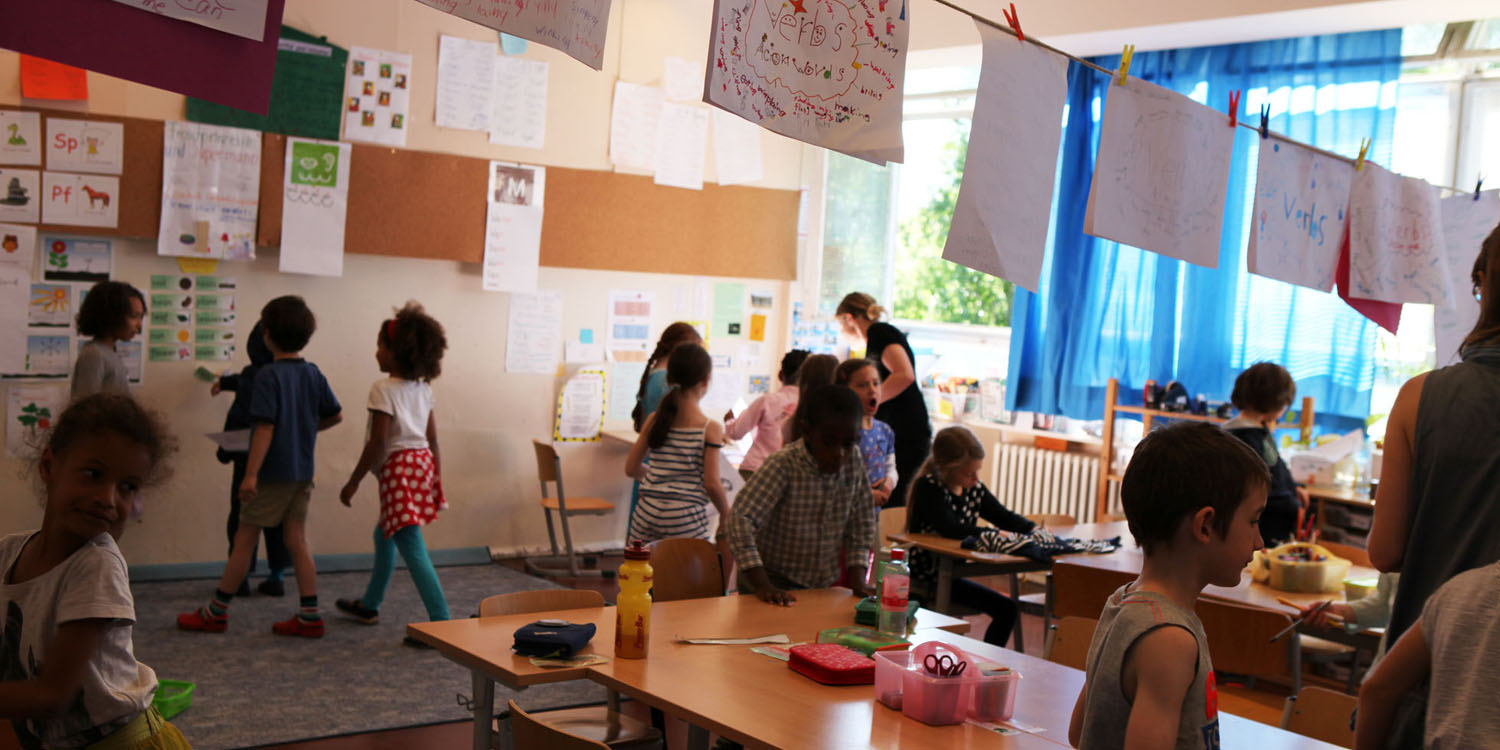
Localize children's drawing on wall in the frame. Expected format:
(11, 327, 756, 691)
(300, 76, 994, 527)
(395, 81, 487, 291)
(0, 168, 41, 223)
(13, 335, 71, 378)
(1247, 139, 1353, 292)
(1348, 163, 1453, 306)
(28, 283, 71, 327)
(41, 172, 120, 229)
(0, 110, 42, 166)
(6, 384, 64, 457)
(0, 223, 37, 272)
(40, 236, 111, 283)
(157, 121, 261, 260)
(344, 47, 412, 147)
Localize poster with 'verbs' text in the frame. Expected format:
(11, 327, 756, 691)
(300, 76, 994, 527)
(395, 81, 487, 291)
(412, 0, 611, 71)
(157, 122, 261, 260)
(706, 0, 909, 165)
(1247, 139, 1353, 292)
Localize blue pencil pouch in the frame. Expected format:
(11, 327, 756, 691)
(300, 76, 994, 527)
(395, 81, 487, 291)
(512, 621, 597, 658)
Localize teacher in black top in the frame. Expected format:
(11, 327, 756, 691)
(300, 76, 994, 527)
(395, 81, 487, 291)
(836, 292, 931, 508)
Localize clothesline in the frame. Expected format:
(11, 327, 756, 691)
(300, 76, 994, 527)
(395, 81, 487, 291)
(931, 0, 1477, 197)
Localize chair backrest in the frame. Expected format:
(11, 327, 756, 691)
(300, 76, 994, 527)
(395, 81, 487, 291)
(649, 538, 723, 602)
(1051, 562, 1133, 620)
(1320, 540, 1372, 569)
(879, 506, 908, 545)
(480, 588, 605, 617)
(1097, 512, 1128, 523)
(1195, 598, 1297, 680)
(1026, 513, 1078, 529)
(532, 440, 560, 483)
(1280, 686, 1356, 746)
(1048, 616, 1097, 670)
(508, 700, 610, 750)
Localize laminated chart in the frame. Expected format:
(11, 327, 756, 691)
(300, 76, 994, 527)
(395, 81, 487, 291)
(706, 0, 909, 164)
(1348, 163, 1453, 307)
(1085, 78, 1234, 269)
(1247, 139, 1353, 292)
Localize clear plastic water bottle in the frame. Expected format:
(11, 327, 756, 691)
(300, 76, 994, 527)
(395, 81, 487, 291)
(878, 548, 910, 636)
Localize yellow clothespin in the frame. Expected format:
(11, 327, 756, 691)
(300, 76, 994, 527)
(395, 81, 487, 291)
(1116, 44, 1135, 86)
(1355, 138, 1371, 171)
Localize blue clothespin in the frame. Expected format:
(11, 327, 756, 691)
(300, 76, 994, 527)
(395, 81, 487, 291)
(1258, 104, 1270, 139)
(1116, 44, 1135, 86)
(1477, 177, 1485, 201)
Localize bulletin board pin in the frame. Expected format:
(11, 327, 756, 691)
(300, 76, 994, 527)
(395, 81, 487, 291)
(1116, 44, 1135, 86)
(1227, 90, 1241, 128)
(1258, 104, 1270, 139)
(1002, 3, 1024, 42)
(1476, 177, 1485, 201)
(1355, 138, 1371, 171)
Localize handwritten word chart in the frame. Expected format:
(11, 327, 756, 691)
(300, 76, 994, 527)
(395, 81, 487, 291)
(483, 161, 546, 293)
(707, 0, 909, 164)
(1247, 139, 1353, 292)
(712, 109, 763, 186)
(1085, 79, 1233, 269)
(436, 35, 497, 132)
(157, 122, 261, 260)
(1348, 163, 1453, 306)
(489, 55, 549, 150)
(1434, 191, 1500, 365)
(414, 0, 612, 70)
(943, 23, 1067, 293)
(344, 47, 412, 147)
(505, 289, 562, 374)
(610, 82, 664, 172)
(108, 0, 270, 41)
(280, 138, 351, 277)
(0, 110, 42, 166)
(654, 103, 709, 190)
(45, 119, 124, 174)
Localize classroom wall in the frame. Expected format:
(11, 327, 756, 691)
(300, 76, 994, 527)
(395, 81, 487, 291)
(0, 0, 805, 565)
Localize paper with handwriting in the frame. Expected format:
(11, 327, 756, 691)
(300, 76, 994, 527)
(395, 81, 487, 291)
(280, 138, 350, 277)
(610, 82, 664, 172)
(489, 55, 549, 149)
(157, 121, 260, 259)
(1247, 139, 1352, 292)
(713, 109, 764, 186)
(108, 0, 270, 41)
(437, 35, 497, 132)
(483, 161, 545, 293)
(1434, 191, 1500, 365)
(413, 0, 611, 70)
(654, 103, 709, 190)
(1348, 163, 1453, 307)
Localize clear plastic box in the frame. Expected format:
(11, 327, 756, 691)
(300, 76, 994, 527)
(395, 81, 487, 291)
(874, 643, 1022, 726)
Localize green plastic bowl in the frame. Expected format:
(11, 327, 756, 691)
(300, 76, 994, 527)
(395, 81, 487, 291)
(153, 679, 194, 720)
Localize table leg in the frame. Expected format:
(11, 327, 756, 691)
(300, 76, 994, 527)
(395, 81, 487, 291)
(472, 671, 497, 750)
(1009, 573, 1024, 654)
(688, 724, 710, 750)
(607, 688, 620, 713)
(936, 557, 953, 613)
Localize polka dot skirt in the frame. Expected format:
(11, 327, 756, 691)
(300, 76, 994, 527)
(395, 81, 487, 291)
(378, 448, 447, 538)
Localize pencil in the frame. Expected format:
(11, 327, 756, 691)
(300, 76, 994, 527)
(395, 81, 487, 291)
(1269, 600, 1332, 642)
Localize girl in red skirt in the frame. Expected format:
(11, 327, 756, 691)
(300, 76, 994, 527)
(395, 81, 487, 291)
(335, 303, 450, 645)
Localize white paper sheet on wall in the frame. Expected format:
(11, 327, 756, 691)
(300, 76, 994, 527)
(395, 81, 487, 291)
(436, 35, 498, 132)
(343, 47, 412, 147)
(0, 223, 37, 272)
(654, 103, 708, 191)
(505, 289, 562, 375)
(107, 0, 270, 41)
(1348, 163, 1454, 307)
(0, 168, 40, 223)
(608, 360, 646, 424)
(712, 109, 763, 186)
(6, 384, 66, 458)
(45, 119, 124, 174)
(1247, 139, 1353, 292)
(0, 266, 27, 373)
(607, 290, 653, 362)
(279, 138, 351, 277)
(411, 0, 611, 71)
(555, 368, 605, 441)
(42, 172, 120, 229)
(489, 56, 549, 150)
(157, 121, 260, 259)
(663, 56, 702, 103)
(483, 161, 546, 293)
(1084, 79, 1234, 269)
(610, 82, 664, 172)
(942, 24, 1067, 294)
(0, 110, 42, 166)
(1435, 191, 1500, 365)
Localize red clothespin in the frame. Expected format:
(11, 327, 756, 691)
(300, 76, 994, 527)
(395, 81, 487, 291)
(1476, 177, 1485, 201)
(1258, 104, 1270, 139)
(1227, 90, 1241, 128)
(1355, 138, 1371, 171)
(1116, 44, 1135, 86)
(1001, 3, 1024, 42)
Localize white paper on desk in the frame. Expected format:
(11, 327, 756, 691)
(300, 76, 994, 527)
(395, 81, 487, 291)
(654, 103, 708, 191)
(206, 429, 252, 452)
(280, 138, 351, 277)
(483, 161, 545, 293)
(663, 56, 702, 103)
(610, 82, 663, 172)
(1435, 191, 1500, 365)
(712, 109, 763, 186)
(942, 24, 1067, 294)
(1348, 163, 1454, 306)
(1085, 78, 1234, 269)
(674, 634, 789, 645)
(1246, 139, 1352, 292)
(437, 35, 498, 132)
(555, 368, 605, 441)
(489, 56, 549, 150)
(506, 289, 562, 375)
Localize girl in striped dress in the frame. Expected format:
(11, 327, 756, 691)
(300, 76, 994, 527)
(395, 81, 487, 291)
(625, 342, 730, 551)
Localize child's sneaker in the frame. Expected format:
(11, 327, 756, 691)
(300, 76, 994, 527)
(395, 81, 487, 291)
(177, 608, 228, 633)
(272, 616, 325, 638)
(335, 598, 379, 625)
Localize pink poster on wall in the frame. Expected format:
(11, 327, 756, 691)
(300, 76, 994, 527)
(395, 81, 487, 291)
(0, 0, 286, 115)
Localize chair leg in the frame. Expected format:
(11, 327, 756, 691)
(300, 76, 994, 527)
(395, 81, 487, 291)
(1009, 573, 1025, 654)
(559, 511, 580, 577)
(543, 509, 560, 556)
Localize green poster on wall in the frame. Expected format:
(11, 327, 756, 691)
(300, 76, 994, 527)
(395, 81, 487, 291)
(185, 26, 348, 140)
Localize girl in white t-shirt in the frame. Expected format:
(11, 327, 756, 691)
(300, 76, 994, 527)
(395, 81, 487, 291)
(1, 393, 190, 749)
(335, 303, 450, 643)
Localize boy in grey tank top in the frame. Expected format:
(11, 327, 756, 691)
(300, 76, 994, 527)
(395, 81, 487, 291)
(1069, 423, 1271, 750)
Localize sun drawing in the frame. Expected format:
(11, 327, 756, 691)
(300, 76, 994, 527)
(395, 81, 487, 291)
(32, 285, 67, 313)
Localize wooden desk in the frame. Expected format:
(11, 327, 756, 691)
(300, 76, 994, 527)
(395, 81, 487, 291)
(601, 428, 637, 446)
(407, 589, 970, 750)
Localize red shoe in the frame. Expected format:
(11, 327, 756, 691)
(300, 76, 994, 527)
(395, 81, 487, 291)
(272, 615, 325, 638)
(177, 608, 227, 633)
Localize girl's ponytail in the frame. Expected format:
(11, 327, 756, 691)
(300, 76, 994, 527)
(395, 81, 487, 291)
(646, 342, 712, 450)
(633, 322, 702, 432)
(904, 427, 985, 521)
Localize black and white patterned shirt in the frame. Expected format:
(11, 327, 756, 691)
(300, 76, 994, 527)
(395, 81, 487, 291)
(906, 473, 1034, 588)
(728, 439, 876, 589)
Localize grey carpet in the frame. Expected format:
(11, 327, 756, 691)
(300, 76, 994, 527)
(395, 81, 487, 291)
(130, 564, 608, 750)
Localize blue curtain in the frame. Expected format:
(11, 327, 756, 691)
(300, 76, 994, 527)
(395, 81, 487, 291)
(1006, 30, 1402, 433)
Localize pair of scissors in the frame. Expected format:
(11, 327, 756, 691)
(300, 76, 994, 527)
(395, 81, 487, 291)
(923, 653, 967, 677)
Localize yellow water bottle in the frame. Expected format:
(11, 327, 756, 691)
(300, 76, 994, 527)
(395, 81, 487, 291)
(615, 540, 653, 659)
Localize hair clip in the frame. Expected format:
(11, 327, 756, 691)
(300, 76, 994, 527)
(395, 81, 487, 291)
(1116, 44, 1135, 86)
(1001, 3, 1024, 42)
(1258, 104, 1270, 139)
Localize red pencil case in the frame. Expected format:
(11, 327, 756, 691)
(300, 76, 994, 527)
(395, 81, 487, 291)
(788, 643, 876, 685)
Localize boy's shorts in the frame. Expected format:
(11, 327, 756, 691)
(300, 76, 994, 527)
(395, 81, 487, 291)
(241, 481, 313, 527)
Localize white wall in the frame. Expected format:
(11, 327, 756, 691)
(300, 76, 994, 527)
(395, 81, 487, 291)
(0, 0, 804, 565)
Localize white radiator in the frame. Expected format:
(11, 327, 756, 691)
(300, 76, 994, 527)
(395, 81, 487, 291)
(992, 443, 1102, 523)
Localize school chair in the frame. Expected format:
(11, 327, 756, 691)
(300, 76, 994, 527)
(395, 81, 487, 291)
(1320, 540, 1373, 568)
(1045, 616, 1097, 670)
(1196, 599, 1307, 719)
(528, 440, 616, 578)
(508, 700, 610, 750)
(1017, 513, 1079, 636)
(483, 591, 662, 750)
(647, 538, 724, 601)
(1279, 686, 1357, 747)
(1050, 561, 1131, 621)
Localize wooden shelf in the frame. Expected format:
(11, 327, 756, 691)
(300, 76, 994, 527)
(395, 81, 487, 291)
(1112, 405, 1225, 423)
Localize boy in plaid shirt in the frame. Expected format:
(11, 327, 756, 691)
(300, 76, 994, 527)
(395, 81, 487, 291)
(728, 385, 876, 605)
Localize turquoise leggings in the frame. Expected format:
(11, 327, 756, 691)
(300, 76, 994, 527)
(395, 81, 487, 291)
(361, 524, 450, 621)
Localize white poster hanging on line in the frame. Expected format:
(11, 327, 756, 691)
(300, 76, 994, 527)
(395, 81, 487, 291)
(505, 289, 562, 374)
(706, 0, 909, 165)
(42, 172, 119, 228)
(0, 168, 41, 223)
(436, 35, 497, 132)
(482, 161, 545, 293)
(106, 0, 270, 41)
(1084, 78, 1234, 269)
(489, 55, 549, 150)
(1247, 139, 1353, 292)
(411, 0, 611, 71)
(0, 110, 42, 166)
(157, 121, 261, 260)
(1348, 163, 1453, 307)
(942, 23, 1067, 294)
(280, 138, 351, 277)
(45, 119, 124, 174)
(1434, 191, 1500, 365)
(343, 47, 412, 147)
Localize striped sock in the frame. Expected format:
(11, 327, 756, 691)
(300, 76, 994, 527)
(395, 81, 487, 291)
(204, 589, 233, 618)
(298, 595, 321, 623)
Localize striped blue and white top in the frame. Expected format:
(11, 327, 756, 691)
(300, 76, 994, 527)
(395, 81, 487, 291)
(627, 424, 719, 542)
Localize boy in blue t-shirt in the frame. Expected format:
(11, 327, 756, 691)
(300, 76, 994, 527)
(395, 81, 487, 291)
(180, 296, 343, 637)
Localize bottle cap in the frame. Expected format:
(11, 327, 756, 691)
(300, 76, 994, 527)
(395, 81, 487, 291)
(890, 547, 905, 561)
(623, 540, 651, 561)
